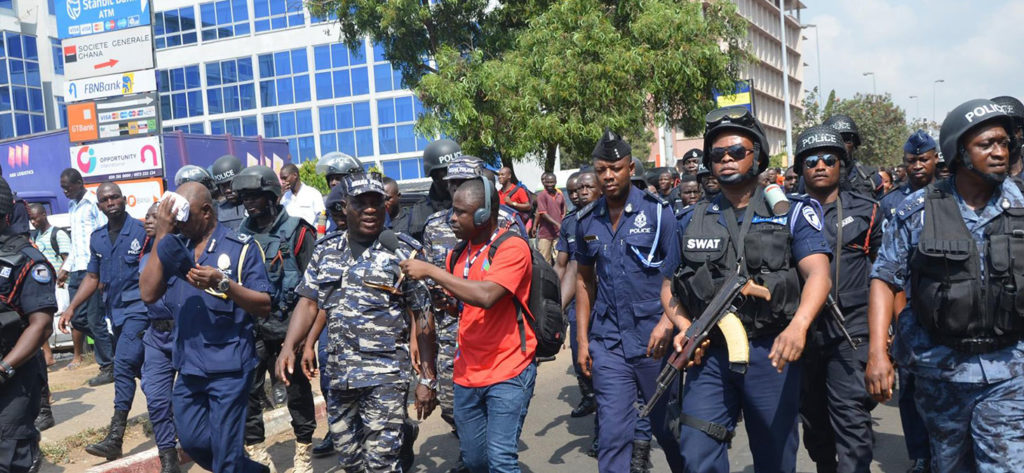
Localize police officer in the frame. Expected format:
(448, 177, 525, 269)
(666, 106, 832, 473)
(393, 139, 462, 241)
(316, 151, 363, 190)
(574, 130, 683, 473)
(678, 149, 702, 176)
(141, 182, 273, 473)
(210, 154, 247, 231)
(175, 165, 216, 192)
(0, 176, 57, 473)
(233, 166, 317, 473)
(823, 114, 874, 195)
(57, 182, 151, 461)
(867, 98, 1024, 473)
(794, 126, 882, 473)
(138, 203, 182, 473)
(276, 172, 436, 472)
(880, 131, 940, 221)
(991, 96, 1024, 178)
(697, 164, 720, 201)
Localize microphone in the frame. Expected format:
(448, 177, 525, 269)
(379, 229, 418, 289)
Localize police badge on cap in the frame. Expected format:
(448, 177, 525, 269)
(903, 129, 937, 155)
(592, 129, 632, 161)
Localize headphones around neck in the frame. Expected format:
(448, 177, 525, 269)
(473, 175, 494, 228)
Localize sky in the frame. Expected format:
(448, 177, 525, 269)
(798, 0, 1024, 126)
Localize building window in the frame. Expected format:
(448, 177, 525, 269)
(200, 0, 250, 41)
(372, 44, 404, 93)
(313, 43, 369, 100)
(210, 115, 258, 136)
(0, 33, 45, 138)
(154, 7, 198, 49)
(164, 123, 206, 134)
(319, 101, 374, 158)
(264, 109, 315, 161)
(380, 157, 423, 181)
(158, 65, 204, 120)
(258, 48, 310, 107)
(0, 0, 11, 10)
(377, 96, 429, 155)
(56, 96, 66, 129)
(252, 0, 304, 33)
(206, 57, 256, 114)
(50, 38, 63, 75)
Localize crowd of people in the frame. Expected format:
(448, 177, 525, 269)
(1, 95, 1024, 473)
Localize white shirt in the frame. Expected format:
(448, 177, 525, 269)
(281, 182, 325, 227)
(67, 193, 107, 272)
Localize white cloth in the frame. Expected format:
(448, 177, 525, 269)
(281, 183, 325, 226)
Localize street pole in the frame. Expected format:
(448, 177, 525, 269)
(909, 95, 919, 120)
(933, 79, 945, 123)
(779, 2, 794, 162)
(802, 24, 822, 97)
(863, 72, 876, 95)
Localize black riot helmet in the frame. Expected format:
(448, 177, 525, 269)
(422, 139, 462, 178)
(174, 165, 215, 191)
(316, 152, 362, 180)
(991, 96, 1024, 133)
(702, 105, 770, 175)
(231, 165, 283, 199)
(210, 154, 243, 185)
(823, 114, 861, 147)
(940, 98, 1017, 174)
(793, 125, 848, 174)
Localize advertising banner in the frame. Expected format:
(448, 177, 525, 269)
(69, 135, 163, 183)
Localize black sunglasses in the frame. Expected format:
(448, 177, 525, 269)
(705, 106, 756, 129)
(803, 154, 839, 169)
(708, 144, 753, 163)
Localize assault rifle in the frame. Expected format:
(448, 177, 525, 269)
(638, 266, 770, 417)
(826, 294, 858, 349)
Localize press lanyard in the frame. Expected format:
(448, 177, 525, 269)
(462, 229, 500, 279)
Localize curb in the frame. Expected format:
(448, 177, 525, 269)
(84, 396, 327, 473)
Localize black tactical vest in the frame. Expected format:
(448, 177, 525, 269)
(0, 234, 35, 356)
(674, 195, 801, 338)
(910, 180, 1024, 353)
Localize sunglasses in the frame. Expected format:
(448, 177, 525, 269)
(705, 106, 757, 129)
(708, 144, 753, 163)
(803, 154, 839, 169)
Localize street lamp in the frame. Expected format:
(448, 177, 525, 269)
(862, 72, 876, 95)
(933, 79, 945, 122)
(801, 24, 822, 98)
(909, 95, 920, 119)
(779, 3, 794, 160)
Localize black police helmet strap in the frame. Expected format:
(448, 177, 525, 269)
(473, 175, 493, 227)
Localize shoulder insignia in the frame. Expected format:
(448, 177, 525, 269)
(229, 232, 252, 243)
(396, 232, 424, 252)
(31, 263, 52, 283)
(577, 201, 597, 219)
(642, 189, 668, 205)
(801, 204, 822, 231)
(895, 190, 927, 221)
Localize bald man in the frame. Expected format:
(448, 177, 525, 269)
(141, 182, 273, 473)
(58, 182, 153, 461)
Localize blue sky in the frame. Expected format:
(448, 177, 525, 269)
(799, 0, 1023, 125)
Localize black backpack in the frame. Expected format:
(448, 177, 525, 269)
(448, 232, 565, 358)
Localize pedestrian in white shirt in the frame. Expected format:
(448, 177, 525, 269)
(279, 164, 325, 227)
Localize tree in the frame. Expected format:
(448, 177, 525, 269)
(299, 160, 328, 195)
(794, 89, 909, 167)
(309, 0, 750, 171)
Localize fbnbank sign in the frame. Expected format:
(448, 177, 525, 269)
(65, 70, 157, 103)
(57, 0, 151, 39)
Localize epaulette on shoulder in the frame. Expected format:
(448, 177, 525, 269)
(577, 201, 597, 219)
(675, 204, 697, 220)
(227, 231, 252, 244)
(894, 190, 927, 221)
(643, 189, 668, 205)
(395, 231, 423, 252)
(315, 230, 344, 246)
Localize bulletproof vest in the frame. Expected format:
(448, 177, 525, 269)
(243, 212, 304, 319)
(0, 234, 34, 356)
(909, 180, 1024, 353)
(674, 196, 801, 338)
(843, 162, 875, 195)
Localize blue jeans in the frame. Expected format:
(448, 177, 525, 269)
(68, 270, 113, 368)
(454, 362, 536, 473)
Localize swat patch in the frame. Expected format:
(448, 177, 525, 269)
(31, 264, 51, 283)
(802, 205, 822, 231)
(686, 238, 722, 251)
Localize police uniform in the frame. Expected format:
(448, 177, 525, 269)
(555, 210, 593, 402)
(160, 224, 272, 472)
(844, 162, 875, 195)
(0, 229, 57, 471)
(879, 184, 913, 223)
(218, 201, 247, 231)
(574, 184, 684, 473)
(139, 251, 180, 455)
(295, 183, 428, 472)
(799, 190, 881, 473)
(391, 187, 449, 242)
(669, 189, 831, 473)
(871, 177, 1024, 473)
(88, 218, 151, 415)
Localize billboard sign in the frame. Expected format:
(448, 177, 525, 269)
(713, 80, 754, 112)
(85, 177, 164, 220)
(70, 136, 163, 183)
(62, 27, 154, 80)
(67, 102, 100, 142)
(65, 70, 157, 103)
(57, 0, 151, 39)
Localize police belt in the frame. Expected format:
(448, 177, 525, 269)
(151, 319, 174, 333)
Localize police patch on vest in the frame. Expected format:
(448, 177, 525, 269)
(802, 206, 822, 231)
(131, 239, 141, 252)
(752, 215, 788, 225)
(686, 238, 722, 251)
(0, 267, 10, 278)
(31, 264, 51, 283)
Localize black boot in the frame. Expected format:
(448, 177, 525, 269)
(400, 418, 419, 472)
(85, 409, 128, 460)
(311, 435, 335, 458)
(28, 448, 41, 473)
(34, 407, 55, 432)
(158, 448, 182, 473)
(571, 395, 597, 418)
(88, 366, 115, 387)
(907, 458, 931, 473)
(629, 440, 652, 473)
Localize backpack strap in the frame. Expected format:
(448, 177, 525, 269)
(485, 231, 533, 354)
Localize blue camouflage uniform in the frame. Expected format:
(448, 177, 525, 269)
(295, 228, 428, 472)
(87, 217, 150, 413)
(879, 184, 913, 223)
(574, 185, 684, 472)
(668, 191, 831, 473)
(139, 250, 179, 452)
(160, 224, 272, 473)
(871, 177, 1024, 473)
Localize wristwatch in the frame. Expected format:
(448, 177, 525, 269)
(0, 360, 14, 380)
(216, 271, 231, 293)
(418, 377, 437, 390)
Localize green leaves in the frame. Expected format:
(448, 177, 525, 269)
(797, 88, 911, 167)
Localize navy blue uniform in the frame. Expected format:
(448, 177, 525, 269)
(574, 186, 683, 472)
(162, 224, 272, 472)
(139, 251, 178, 452)
(667, 193, 830, 473)
(87, 218, 150, 413)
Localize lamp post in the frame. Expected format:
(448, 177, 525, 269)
(862, 72, 876, 95)
(779, 2, 794, 160)
(909, 95, 920, 120)
(801, 24, 822, 97)
(933, 79, 945, 122)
